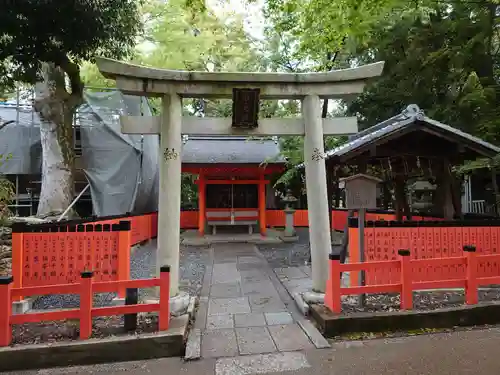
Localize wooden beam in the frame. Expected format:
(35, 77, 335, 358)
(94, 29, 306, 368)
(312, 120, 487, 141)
(195, 179, 269, 185)
(120, 116, 358, 136)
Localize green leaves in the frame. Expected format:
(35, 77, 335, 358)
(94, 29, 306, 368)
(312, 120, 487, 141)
(0, 154, 12, 169)
(0, 0, 143, 86)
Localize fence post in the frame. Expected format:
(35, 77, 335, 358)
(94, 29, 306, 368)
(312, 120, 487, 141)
(11, 223, 25, 302)
(464, 245, 478, 305)
(0, 276, 13, 346)
(80, 271, 93, 340)
(325, 253, 342, 313)
(159, 265, 171, 331)
(348, 217, 360, 287)
(398, 249, 413, 310)
(117, 221, 132, 298)
(147, 214, 152, 241)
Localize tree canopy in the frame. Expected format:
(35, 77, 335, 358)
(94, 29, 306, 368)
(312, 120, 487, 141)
(0, 0, 142, 94)
(0, 0, 143, 217)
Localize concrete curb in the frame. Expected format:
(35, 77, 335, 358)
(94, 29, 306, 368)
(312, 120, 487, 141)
(311, 302, 500, 337)
(292, 292, 310, 316)
(0, 314, 189, 372)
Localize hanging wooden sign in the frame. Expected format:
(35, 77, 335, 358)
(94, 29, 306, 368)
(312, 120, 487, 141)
(232, 88, 260, 129)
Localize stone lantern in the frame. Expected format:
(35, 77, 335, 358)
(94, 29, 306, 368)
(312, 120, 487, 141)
(281, 189, 298, 240)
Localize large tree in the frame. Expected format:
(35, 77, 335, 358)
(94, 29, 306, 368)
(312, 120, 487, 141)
(0, 1, 142, 217)
(348, 1, 500, 141)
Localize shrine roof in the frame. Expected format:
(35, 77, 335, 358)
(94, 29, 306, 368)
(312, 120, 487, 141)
(181, 136, 285, 164)
(325, 104, 500, 162)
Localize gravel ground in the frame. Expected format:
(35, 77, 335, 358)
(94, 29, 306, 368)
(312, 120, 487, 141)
(257, 228, 345, 268)
(11, 314, 160, 345)
(257, 228, 312, 268)
(337, 289, 500, 315)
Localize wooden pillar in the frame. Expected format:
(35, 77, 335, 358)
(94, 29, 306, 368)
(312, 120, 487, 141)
(441, 159, 455, 219)
(382, 180, 391, 210)
(259, 172, 266, 235)
(394, 176, 405, 221)
(198, 172, 206, 236)
(491, 168, 500, 216)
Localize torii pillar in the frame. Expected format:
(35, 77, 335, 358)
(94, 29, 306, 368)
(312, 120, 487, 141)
(96, 58, 384, 294)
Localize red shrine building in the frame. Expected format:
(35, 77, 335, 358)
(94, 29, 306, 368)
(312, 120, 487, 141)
(181, 136, 285, 236)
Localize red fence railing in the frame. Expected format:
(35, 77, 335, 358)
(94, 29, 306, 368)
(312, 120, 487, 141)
(11, 212, 158, 300)
(325, 246, 492, 314)
(178, 209, 446, 230)
(0, 266, 171, 347)
(347, 218, 500, 286)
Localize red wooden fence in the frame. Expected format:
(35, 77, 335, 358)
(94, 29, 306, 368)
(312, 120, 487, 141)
(178, 209, 441, 230)
(325, 246, 494, 314)
(0, 266, 170, 347)
(348, 218, 500, 287)
(11, 212, 158, 300)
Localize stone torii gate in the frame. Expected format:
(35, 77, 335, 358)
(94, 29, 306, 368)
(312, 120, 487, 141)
(96, 58, 384, 296)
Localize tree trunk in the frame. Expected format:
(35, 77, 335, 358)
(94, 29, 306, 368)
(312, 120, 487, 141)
(34, 63, 82, 218)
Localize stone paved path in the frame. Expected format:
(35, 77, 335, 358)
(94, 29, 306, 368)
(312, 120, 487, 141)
(188, 242, 328, 360)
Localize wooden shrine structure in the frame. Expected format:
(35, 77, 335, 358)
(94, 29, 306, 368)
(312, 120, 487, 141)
(181, 135, 285, 235)
(325, 104, 500, 220)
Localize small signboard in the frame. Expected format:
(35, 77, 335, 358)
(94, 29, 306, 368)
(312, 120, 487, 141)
(232, 88, 260, 129)
(340, 173, 382, 209)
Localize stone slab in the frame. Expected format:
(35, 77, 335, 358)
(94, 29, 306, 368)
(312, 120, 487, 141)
(234, 313, 267, 328)
(268, 324, 315, 352)
(249, 294, 286, 313)
(208, 297, 251, 315)
(296, 319, 330, 349)
(299, 265, 312, 277)
(236, 262, 263, 271)
(212, 264, 241, 284)
(185, 328, 202, 360)
(292, 291, 310, 316)
(239, 270, 269, 283)
(213, 256, 239, 264)
(282, 278, 313, 295)
(206, 314, 235, 330)
(274, 267, 308, 281)
(241, 280, 276, 297)
(235, 327, 277, 355)
(237, 256, 263, 264)
(0, 314, 188, 372)
(264, 312, 294, 325)
(194, 301, 208, 329)
(210, 282, 242, 298)
(215, 351, 310, 375)
(310, 302, 500, 337)
(201, 329, 239, 358)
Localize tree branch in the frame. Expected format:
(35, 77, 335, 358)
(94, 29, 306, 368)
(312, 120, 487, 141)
(57, 53, 84, 101)
(322, 36, 347, 118)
